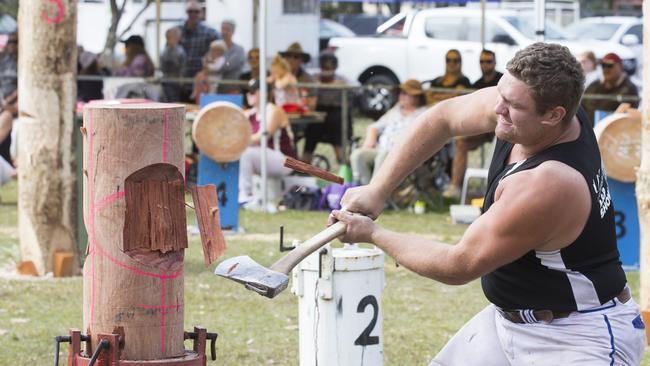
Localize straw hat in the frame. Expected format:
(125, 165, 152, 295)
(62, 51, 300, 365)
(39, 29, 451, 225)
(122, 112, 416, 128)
(280, 42, 311, 63)
(399, 79, 424, 96)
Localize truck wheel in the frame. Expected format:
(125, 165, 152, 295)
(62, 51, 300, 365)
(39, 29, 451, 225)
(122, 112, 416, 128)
(361, 74, 398, 119)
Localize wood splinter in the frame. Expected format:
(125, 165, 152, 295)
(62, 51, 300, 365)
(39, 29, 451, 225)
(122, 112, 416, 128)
(284, 156, 344, 184)
(190, 185, 227, 266)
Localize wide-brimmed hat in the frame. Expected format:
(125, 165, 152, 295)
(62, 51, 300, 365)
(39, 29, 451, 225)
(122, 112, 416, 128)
(399, 79, 424, 96)
(280, 42, 311, 63)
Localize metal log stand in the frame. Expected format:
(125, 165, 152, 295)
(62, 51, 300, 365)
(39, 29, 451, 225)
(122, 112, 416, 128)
(54, 327, 217, 366)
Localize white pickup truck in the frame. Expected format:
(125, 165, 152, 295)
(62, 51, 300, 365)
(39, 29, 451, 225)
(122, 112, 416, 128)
(328, 8, 638, 117)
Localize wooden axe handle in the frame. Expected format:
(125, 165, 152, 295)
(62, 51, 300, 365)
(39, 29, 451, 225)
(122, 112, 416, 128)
(270, 221, 347, 275)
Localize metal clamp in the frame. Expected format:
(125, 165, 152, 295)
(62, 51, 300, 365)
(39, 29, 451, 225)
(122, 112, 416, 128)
(279, 226, 296, 252)
(54, 333, 90, 366)
(87, 339, 110, 366)
(185, 327, 218, 361)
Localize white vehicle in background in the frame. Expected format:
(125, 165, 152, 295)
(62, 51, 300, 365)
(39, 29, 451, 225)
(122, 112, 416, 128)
(564, 16, 642, 78)
(77, 0, 320, 68)
(328, 8, 638, 117)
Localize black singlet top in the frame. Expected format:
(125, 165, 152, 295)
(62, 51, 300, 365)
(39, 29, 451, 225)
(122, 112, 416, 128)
(481, 109, 626, 311)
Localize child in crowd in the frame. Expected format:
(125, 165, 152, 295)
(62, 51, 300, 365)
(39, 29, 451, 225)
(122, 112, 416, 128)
(192, 40, 226, 102)
(267, 54, 300, 107)
(160, 27, 186, 102)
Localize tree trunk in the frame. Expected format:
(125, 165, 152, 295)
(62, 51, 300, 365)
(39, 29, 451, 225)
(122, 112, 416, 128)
(17, 1, 78, 275)
(637, 0, 650, 344)
(82, 103, 186, 360)
(104, 0, 125, 56)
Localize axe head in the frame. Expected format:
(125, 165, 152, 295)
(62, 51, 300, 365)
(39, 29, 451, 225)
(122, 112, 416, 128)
(214, 256, 289, 298)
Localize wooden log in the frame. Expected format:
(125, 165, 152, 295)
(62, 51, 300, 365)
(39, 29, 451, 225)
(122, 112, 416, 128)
(594, 112, 641, 183)
(284, 156, 344, 184)
(192, 101, 251, 163)
(17, 0, 79, 275)
(82, 103, 186, 360)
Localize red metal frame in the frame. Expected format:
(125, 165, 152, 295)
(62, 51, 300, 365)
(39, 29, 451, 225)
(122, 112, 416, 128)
(68, 328, 208, 366)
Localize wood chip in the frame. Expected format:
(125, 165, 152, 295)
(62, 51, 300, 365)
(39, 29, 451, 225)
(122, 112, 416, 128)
(284, 157, 343, 184)
(191, 184, 227, 266)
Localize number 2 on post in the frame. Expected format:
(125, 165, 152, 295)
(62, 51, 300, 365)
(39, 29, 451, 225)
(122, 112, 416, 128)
(354, 295, 380, 346)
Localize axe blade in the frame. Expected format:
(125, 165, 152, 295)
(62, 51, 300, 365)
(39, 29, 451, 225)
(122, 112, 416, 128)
(214, 256, 289, 298)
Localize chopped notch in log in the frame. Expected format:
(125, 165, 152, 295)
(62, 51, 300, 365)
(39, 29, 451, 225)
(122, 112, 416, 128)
(284, 157, 344, 184)
(190, 185, 227, 266)
(123, 164, 188, 268)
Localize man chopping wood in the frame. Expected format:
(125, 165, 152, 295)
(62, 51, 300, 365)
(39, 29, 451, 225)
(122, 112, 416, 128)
(328, 43, 646, 365)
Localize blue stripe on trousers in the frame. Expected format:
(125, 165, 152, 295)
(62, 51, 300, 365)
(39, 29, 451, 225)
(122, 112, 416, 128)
(603, 314, 616, 366)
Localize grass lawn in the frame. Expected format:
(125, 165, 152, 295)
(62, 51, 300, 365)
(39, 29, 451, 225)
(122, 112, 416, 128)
(1, 179, 649, 365)
(2, 124, 650, 365)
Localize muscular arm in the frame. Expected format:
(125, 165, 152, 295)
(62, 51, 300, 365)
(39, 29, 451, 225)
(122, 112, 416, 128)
(334, 161, 591, 284)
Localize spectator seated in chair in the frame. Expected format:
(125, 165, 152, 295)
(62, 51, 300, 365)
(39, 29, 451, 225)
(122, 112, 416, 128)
(115, 35, 154, 78)
(0, 32, 18, 176)
(238, 79, 297, 207)
(424, 49, 471, 105)
(581, 52, 638, 126)
(443, 49, 502, 200)
(302, 51, 353, 166)
(350, 79, 427, 185)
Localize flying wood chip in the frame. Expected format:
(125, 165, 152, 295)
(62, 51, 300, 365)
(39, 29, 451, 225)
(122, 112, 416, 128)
(284, 156, 344, 184)
(191, 185, 227, 265)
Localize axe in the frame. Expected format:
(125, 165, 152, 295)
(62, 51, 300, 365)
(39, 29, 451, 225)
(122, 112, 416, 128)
(214, 221, 347, 298)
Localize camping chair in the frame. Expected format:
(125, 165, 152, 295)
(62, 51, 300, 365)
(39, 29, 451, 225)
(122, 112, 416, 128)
(390, 143, 453, 210)
(459, 136, 496, 205)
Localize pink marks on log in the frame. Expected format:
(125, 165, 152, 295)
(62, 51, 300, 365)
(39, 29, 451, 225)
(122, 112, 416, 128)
(94, 191, 125, 212)
(41, 0, 65, 24)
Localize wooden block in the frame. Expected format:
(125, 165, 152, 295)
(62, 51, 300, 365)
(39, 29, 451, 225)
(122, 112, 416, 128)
(16, 261, 38, 276)
(53, 252, 74, 277)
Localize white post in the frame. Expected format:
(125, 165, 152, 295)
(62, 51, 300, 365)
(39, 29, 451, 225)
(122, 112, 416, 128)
(480, 0, 486, 49)
(293, 244, 385, 365)
(535, 0, 546, 42)
(155, 0, 161, 66)
(259, 0, 268, 211)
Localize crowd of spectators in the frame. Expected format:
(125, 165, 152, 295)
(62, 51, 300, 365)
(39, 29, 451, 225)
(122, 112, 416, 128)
(65, 0, 643, 207)
(0, 32, 17, 186)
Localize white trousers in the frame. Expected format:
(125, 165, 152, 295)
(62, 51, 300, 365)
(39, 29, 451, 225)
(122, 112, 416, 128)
(431, 298, 646, 366)
(238, 146, 291, 202)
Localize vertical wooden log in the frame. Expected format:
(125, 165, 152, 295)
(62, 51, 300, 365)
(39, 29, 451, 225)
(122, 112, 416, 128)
(82, 103, 186, 360)
(638, 0, 650, 344)
(17, 1, 78, 275)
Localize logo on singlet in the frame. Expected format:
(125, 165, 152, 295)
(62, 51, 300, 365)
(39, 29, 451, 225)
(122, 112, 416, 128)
(592, 165, 611, 219)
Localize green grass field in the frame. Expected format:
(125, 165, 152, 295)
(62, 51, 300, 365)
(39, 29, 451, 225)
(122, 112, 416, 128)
(1, 178, 649, 365)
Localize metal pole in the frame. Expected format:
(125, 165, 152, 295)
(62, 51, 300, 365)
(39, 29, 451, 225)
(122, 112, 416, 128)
(341, 89, 349, 163)
(259, 0, 268, 211)
(535, 0, 546, 42)
(480, 0, 486, 49)
(156, 0, 161, 67)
